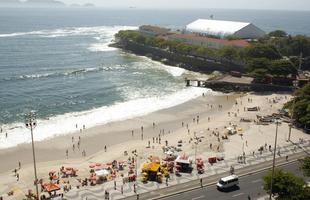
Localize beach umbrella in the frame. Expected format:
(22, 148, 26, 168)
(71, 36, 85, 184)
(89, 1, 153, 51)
(43, 182, 60, 192)
(89, 175, 97, 181)
(65, 171, 72, 176)
(89, 164, 96, 168)
(96, 163, 101, 167)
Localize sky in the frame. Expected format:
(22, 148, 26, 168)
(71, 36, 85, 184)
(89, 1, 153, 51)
(61, 0, 310, 10)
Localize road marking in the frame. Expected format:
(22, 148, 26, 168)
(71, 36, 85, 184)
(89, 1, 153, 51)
(232, 193, 244, 197)
(252, 179, 262, 183)
(192, 195, 205, 200)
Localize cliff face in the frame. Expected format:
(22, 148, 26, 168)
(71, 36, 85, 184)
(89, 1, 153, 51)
(112, 40, 245, 74)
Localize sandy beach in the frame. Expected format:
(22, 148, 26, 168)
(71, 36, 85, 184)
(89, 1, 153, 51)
(1, 91, 310, 199)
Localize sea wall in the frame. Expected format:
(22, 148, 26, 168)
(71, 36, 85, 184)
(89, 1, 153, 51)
(204, 81, 294, 93)
(112, 40, 245, 74)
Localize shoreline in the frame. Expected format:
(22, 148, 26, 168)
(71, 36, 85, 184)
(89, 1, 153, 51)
(2, 91, 310, 199)
(0, 91, 229, 173)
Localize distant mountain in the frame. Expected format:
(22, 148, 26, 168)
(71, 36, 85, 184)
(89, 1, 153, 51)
(69, 3, 95, 8)
(84, 3, 95, 7)
(0, 0, 66, 7)
(25, 0, 65, 7)
(0, 0, 21, 5)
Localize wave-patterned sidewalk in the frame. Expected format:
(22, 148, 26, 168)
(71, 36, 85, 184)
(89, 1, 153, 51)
(64, 141, 310, 200)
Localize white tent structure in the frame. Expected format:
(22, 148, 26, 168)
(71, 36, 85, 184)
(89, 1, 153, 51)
(186, 19, 265, 39)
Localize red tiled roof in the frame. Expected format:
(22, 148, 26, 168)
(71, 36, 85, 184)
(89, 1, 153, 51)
(170, 33, 249, 47)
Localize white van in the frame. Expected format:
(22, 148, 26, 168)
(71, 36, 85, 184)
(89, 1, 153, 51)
(216, 175, 239, 190)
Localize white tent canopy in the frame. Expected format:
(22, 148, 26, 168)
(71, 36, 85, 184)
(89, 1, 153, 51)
(186, 19, 265, 39)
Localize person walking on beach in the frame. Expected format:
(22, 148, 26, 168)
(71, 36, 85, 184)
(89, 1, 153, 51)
(152, 122, 155, 129)
(16, 173, 19, 181)
(104, 145, 107, 152)
(18, 161, 21, 169)
(73, 144, 75, 152)
(66, 149, 68, 159)
(141, 126, 143, 133)
(72, 136, 74, 143)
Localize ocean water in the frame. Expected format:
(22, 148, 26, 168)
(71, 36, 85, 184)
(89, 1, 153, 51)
(0, 8, 309, 149)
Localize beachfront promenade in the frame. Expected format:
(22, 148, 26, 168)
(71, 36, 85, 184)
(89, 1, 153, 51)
(63, 141, 310, 200)
(1, 92, 310, 200)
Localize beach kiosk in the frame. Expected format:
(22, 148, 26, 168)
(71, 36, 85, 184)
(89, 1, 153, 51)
(175, 154, 193, 173)
(40, 182, 62, 199)
(141, 156, 163, 183)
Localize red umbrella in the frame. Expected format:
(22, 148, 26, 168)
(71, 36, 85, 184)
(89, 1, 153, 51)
(89, 175, 97, 181)
(42, 183, 60, 192)
(89, 164, 96, 168)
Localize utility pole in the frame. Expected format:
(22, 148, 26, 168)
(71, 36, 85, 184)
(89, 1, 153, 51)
(25, 111, 39, 200)
(269, 120, 280, 200)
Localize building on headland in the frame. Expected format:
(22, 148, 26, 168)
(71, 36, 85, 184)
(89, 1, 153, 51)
(167, 33, 250, 49)
(137, 19, 265, 49)
(139, 25, 171, 37)
(185, 19, 265, 39)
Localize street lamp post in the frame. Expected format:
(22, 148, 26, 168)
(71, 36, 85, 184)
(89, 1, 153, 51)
(133, 151, 138, 194)
(269, 120, 280, 200)
(288, 80, 299, 141)
(25, 111, 39, 200)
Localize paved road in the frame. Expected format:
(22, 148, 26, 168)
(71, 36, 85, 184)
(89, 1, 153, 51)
(161, 161, 310, 200)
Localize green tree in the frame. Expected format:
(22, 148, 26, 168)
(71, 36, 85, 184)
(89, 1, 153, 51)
(263, 168, 309, 200)
(300, 156, 310, 177)
(245, 58, 271, 73)
(244, 44, 282, 60)
(269, 59, 297, 77)
(269, 30, 288, 38)
(219, 46, 240, 61)
(288, 83, 310, 128)
(289, 35, 310, 57)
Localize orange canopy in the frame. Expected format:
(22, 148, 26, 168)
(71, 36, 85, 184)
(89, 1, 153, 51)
(43, 183, 60, 192)
(150, 156, 160, 163)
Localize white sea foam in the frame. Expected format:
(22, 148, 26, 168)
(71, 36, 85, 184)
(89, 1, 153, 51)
(0, 87, 210, 149)
(126, 54, 186, 77)
(87, 42, 116, 52)
(0, 26, 137, 38)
